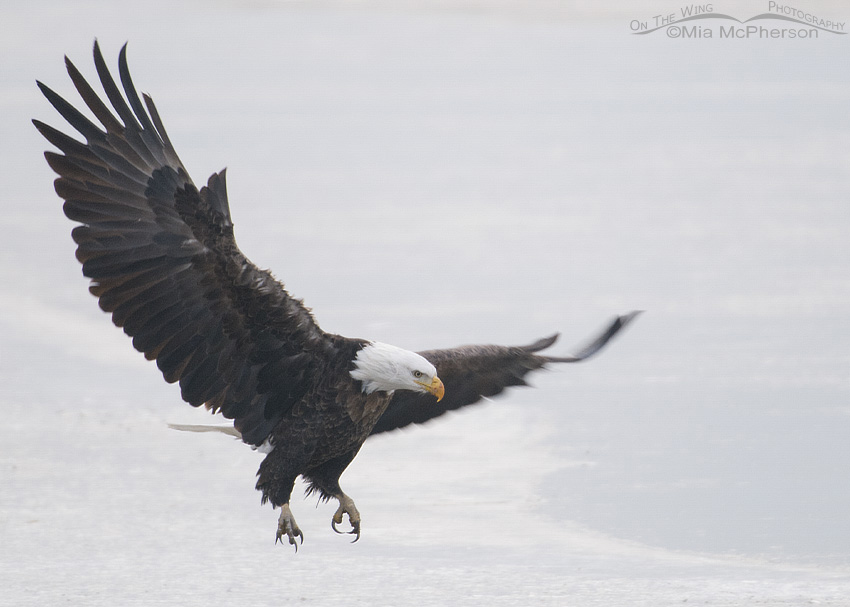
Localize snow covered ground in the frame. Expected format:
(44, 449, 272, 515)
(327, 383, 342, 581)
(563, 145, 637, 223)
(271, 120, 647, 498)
(2, 1, 849, 605)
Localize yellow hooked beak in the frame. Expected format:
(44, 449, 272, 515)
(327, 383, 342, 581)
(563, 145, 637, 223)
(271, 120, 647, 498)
(417, 376, 445, 402)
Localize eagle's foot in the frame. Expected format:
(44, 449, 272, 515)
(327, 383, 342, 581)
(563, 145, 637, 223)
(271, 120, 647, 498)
(275, 503, 304, 551)
(331, 493, 361, 542)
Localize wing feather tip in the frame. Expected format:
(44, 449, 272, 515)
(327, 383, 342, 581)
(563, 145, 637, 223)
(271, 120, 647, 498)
(546, 310, 642, 364)
(523, 333, 560, 353)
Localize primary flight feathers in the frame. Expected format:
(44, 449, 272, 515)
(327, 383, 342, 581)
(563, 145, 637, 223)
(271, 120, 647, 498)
(35, 41, 637, 549)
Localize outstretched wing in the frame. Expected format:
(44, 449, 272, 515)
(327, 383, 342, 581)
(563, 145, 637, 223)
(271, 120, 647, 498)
(370, 312, 640, 435)
(34, 42, 337, 445)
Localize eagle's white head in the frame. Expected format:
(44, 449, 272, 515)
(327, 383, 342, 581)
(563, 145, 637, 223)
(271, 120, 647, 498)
(350, 342, 444, 401)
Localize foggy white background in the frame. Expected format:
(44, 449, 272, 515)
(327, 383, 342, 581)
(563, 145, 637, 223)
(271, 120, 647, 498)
(2, 1, 849, 605)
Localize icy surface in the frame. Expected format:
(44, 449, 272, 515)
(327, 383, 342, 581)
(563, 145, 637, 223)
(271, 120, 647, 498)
(2, 1, 849, 605)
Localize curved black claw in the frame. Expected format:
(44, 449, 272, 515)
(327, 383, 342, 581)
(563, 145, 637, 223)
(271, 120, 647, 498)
(276, 526, 304, 551)
(331, 518, 361, 542)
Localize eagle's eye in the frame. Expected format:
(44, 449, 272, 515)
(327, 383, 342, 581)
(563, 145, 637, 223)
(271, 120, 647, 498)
(412, 370, 423, 379)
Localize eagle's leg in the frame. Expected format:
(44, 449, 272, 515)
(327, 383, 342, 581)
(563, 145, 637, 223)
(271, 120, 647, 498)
(257, 453, 303, 550)
(304, 449, 362, 542)
(331, 492, 361, 542)
(276, 503, 304, 550)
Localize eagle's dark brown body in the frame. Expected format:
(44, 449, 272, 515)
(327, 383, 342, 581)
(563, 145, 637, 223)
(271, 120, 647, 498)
(259, 371, 393, 508)
(35, 41, 638, 549)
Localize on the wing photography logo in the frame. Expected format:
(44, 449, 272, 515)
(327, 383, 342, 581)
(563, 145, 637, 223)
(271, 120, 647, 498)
(630, 2, 846, 39)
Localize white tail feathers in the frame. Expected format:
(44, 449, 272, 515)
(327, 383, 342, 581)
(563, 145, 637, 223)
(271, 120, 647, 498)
(167, 423, 275, 454)
(167, 423, 242, 438)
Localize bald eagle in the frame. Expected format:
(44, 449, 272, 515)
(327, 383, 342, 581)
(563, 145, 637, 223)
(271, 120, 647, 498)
(34, 42, 638, 550)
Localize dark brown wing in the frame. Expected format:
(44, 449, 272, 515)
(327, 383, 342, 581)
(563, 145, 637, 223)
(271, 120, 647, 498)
(370, 312, 640, 435)
(34, 42, 344, 445)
